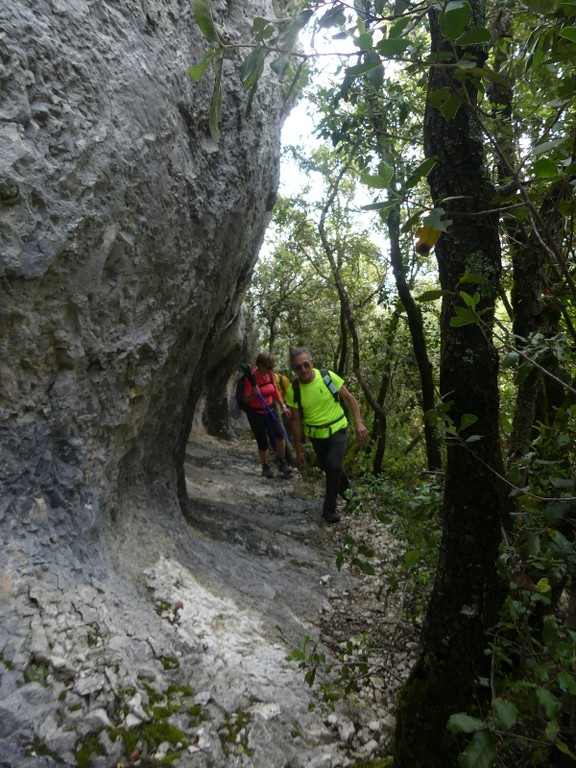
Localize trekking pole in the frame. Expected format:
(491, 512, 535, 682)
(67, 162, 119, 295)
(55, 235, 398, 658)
(241, 365, 293, 445)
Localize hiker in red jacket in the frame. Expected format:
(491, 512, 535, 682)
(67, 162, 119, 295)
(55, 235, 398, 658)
(241, 351, 291, 479)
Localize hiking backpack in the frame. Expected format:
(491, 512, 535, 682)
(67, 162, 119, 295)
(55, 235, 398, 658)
(234, 365, 256, 414)
(291, 368, 349, 421)
(234, 365, 275, 413)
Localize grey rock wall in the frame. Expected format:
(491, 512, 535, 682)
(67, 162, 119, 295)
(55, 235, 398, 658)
(0, 0, 284, 569)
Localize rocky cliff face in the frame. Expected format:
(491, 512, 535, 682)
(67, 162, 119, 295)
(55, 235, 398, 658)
(0, 0, 283, 567)
(0, 1, 290, 763)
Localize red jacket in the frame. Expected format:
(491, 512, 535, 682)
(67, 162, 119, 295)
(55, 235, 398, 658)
(243, 368, 281, 412)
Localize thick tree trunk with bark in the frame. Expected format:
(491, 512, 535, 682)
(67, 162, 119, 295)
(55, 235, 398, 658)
(394, 5, 510, 765)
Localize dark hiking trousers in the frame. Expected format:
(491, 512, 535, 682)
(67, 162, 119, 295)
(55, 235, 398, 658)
(310, 428, 352, 516)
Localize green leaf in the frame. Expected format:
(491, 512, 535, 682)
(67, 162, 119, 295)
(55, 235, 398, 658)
(458, 731, 496, 768)
(187, 48, 216, 81)
(354, 558, 376, 575)
(458, 273, 488, 285)
(428, 87, 451, 107)
(356, 31, 374, 51)
(405, 156, 437, 189)
(389, 15, 411, 37)
(404, 549, 421, 567)
(457, 27, 491, 45)
(559, 26, 576, 41)
(441, 1, 471, 41)
(360, 162, 394, 188)
(453, 306, 476, 323)
(190, 0, 217, 41)
(460, 413, 478, 431)
(423, 207, 452, 231)
(501, 351, 519, 368)
(555, 739, 576, 760)
(417, 289, 450, 302)
(491, 698, 518, 729)
(558, 670, 576, 695)
(456, 58, 478, 69)
(442, 91, 462, 119)
(460, 290, 480, 307)
(526, 0, 554, 11)
(377, 38, 411, 56)
(240, 46, 264, 89)
(270, 53, 291, 77)
(534, 158, 560, 178)
(252, 17, 275, 41)
(209, 52, 223, 141)
(317, 5, 346, 28)
(447, 713, 485, 734)
(536, 687, 560, 719)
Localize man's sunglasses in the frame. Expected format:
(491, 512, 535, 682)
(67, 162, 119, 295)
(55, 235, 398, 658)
(293, 361, 311, 371)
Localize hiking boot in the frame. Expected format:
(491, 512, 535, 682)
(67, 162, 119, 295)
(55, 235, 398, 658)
(322, 510, 341, 524)
(278, 458, 292, 476)
(261, 464, 274, 479)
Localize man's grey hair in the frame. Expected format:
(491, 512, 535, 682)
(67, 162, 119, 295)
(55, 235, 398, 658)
(289, 347, 311, 362)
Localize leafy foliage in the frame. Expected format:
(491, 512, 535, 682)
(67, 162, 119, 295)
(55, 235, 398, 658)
(190, 0, 576, 762)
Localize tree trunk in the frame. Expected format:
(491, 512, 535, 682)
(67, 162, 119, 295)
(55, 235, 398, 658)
(387, 204, 442, 471)
(371, 307, 399, 473)
(394, 5, 509, 765)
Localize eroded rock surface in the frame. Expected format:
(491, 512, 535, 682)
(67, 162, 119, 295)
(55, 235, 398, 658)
(0, 1, 319, 764)
(0, 431, 364, 767)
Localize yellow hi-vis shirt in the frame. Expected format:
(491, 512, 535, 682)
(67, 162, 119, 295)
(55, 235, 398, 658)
(285, 368, 348, 439)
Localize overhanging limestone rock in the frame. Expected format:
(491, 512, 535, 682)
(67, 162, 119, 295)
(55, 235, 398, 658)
(0, 0, 284, 562)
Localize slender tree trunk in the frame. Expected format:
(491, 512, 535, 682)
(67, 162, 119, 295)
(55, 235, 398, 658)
(387, 204, 442, 471)
(371, 307, 399, 473)
(394, 5, 510, 765)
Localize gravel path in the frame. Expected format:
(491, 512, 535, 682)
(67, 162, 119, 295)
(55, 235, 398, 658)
(183, 427, 421, 763)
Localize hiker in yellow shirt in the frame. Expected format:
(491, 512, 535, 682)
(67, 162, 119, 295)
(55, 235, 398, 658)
(285, 347, 368, 524)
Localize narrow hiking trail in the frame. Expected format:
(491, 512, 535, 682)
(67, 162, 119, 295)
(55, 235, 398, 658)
(179, 426, 420, 765)
(0, 425, 417, 767)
